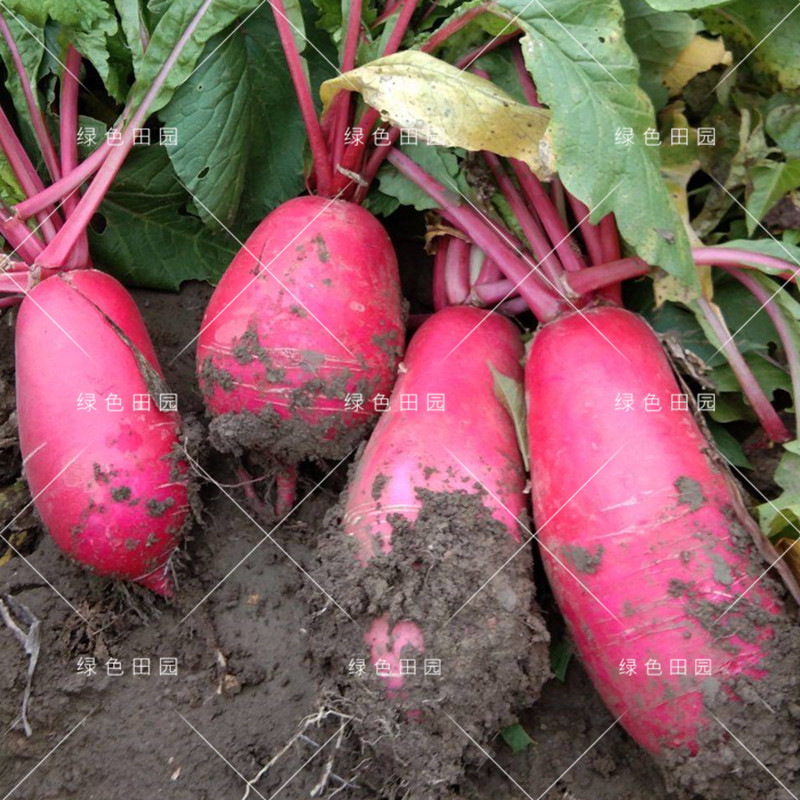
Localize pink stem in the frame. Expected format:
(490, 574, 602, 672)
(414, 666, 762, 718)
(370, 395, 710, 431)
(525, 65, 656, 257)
(270, 0, 332, 196)
(0, 108, 58, 241)
(454, 32, 519, 70)
(275, 465, 297, 518)
(387, 149, 563, 321)
(551, 177, 568, 225)
(59, 46, 89, 266)
(696, 297, 791, 443)
(599, 213, 620, 261)
(38, 0, 218, 267)
(420, 3, 489, 54)
(483, 151, 563, 284)
(564, 257, 649, 296)
(498, 296, 527, 315)
(14, 142, 109, 221)
(720, 266, 800, 440)
(444, 236, 470, 304)
(330, 0, 363, 169)
(352, 125, 400, 203)
(433, 237, 448, 311)
(693, 247, 800, 284)
(381, 0, 420, 56)
(0, 14, 61, 184)
(472, 279, 516, 304)
(0, 208, 42, 260)
(0, 295, 23, 308)
(565, 193, 603, 266)
(512, 43, 539, 106)
(235, 465, 266, 510)
(0, 270, 33, 294)
(511, 160, 584, 273)
(476, 252, 502, 284)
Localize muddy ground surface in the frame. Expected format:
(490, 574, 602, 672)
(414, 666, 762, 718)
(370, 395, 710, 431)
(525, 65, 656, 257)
(0, 278, 685, 800)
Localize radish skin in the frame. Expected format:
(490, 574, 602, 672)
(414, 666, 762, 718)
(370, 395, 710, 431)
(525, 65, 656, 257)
(16, 271, 189, 595)
(342, 306, 528, 689)
(197, 196, 404, 464)
(526, 306, 782, 754)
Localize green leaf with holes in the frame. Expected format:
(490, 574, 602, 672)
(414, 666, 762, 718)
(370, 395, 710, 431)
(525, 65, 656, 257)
(88, 146, 237, 290)
(498, 0, 699, 291)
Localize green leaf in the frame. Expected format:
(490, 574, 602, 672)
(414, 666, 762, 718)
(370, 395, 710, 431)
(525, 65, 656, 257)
(500, 0, 699, 291)
(500, 723, 534, 754)
(0, 148, 26, 208)
(115, 0, 148, 76)
(707, 420, 752, 469)
(703, 1, 800, 90)
(374, 142, 464, 212)
(766, 105, 800, 159)
(88, 146, 237, 290)
(550, 637, 573, 681)
(129, 0, 263, 117)
(621, 0, 695, 108)
(746, 160, 800, 234)
(758, 440, 800, 538)
(490, 363, 529, 471)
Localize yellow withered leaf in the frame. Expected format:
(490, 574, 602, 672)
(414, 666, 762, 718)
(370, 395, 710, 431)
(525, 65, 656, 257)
(664, 35, 732, 95)
(320, 50, 553, 177)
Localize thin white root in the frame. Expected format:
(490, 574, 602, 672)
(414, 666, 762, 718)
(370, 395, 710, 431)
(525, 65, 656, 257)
(0, 594, 41, 737)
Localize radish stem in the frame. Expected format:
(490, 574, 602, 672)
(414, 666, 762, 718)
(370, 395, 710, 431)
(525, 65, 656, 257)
(433, 237, 448, 311)
(444, 236, 470, 304)
(565, 193, 604, 266)
(270, 0, 333, 195)
(331, 0, 364, 170)
(59, 46, 89, 266)
(483, 151, 563, 284)
(387, 149, 563, 320)
(14, 142, 109, 220)
(38, 0, 218, 267)
(719, 266, 800, 441)
(696, 297, 791, 443)
(420, 3, 489, 54)
(512, 43, 539, 106)
(0, 14, 61, 184)
(511, 160, 584, 273)
(564, 257, 649, 296)
(693, 247, 800, 284)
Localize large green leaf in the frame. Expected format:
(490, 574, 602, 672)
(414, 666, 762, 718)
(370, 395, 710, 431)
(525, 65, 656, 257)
(128, 0, 263, 116)
(88, 146, 237, 290)
(498, 0, 699, 290)
(621, 0, 695, 108)
(703, 1, 800, 90)
(766, 105, 800, 159)
(746, 160, 800, 235)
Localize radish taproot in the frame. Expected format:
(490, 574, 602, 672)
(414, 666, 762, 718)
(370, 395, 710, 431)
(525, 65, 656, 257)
(194, 0, 414, 506)
(311, 306, 549, 793)
(0, 5, 215, 593)
(16, 271, 188, 595)
(381, 78, 800, 792)
(196, 195, 404, 466)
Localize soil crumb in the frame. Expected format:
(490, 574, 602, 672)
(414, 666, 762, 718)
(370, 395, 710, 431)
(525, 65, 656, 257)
(306, 488, 551, 798)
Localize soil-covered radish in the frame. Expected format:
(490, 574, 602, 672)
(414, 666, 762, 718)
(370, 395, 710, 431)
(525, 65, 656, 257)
(16, 271, 188, 595)
(0, 6, 213, 592)
(310, 306, 549, 796)
(382, 74, 800, 794)
(194, 0, 414, 510)
(526, 306, 800, 798)
(197, 195, 403, 465)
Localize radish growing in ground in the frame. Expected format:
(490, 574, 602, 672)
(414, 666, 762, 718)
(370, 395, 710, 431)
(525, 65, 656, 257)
(382, 55, 800, 790)
(0, 6, 216, 593)
(195, 0, 415, 511)
(312, 305, 549, 794)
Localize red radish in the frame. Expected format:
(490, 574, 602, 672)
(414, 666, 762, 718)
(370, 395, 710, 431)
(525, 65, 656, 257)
(16, 271, 188, 595)
(341, 306, 529, 691)
(196, 195, 404, 465)
(194, 0, 419, 503)
(0, 5, 215, 593)
(526, 306, 782, 754)
(380, 58, 800, 768)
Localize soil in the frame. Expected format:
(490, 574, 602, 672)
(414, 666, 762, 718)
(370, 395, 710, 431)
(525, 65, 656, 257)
(0, 254, 796, 799)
